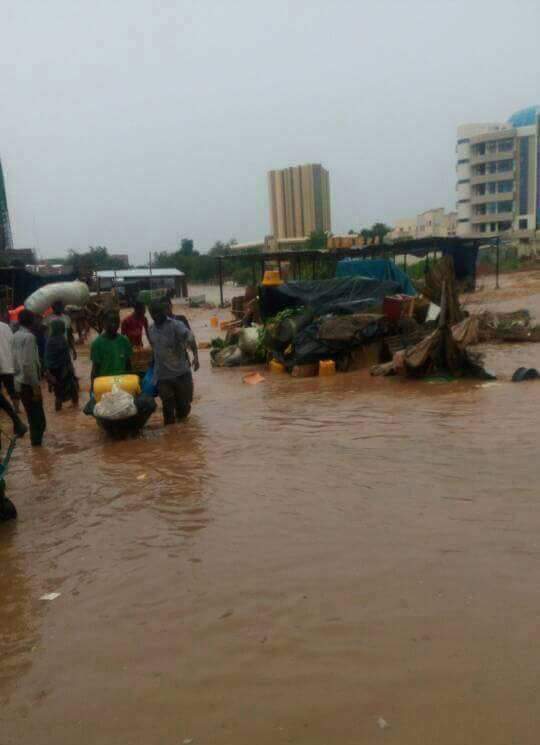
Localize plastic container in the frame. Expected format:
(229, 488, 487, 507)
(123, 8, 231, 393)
(131, 348, 153, 374)
(383, 295, 414, 322)
(210, 316, 219, 328)
(137, 289, 166, 306)
(319, 360, 336, 376)
(262, 270, 283, 287)
(8, 305, 24, 323)
(269, 359, 286, 374)
(93, 375, 141, 402)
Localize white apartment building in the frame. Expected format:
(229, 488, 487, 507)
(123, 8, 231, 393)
(389, 210, 456, 241)
(417, 208, 457, 238)
(456, 106, 540, 238)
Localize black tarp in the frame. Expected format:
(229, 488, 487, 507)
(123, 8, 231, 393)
(441, 243, 478, 285)
(260, 277, 400, 320)
(0, 268, 77, 307)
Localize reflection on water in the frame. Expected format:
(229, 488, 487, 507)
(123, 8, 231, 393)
(1, 308, 540, 744)
(0, 530, 41, 696)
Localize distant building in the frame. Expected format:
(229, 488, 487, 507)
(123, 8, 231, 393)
(31, 261, 73, 275)
(268, 163, 331, 240)
(416, 208, 457, 239)
(326, 234, 367, 250)
(388, 211, 457, 241)
(389, 219, 416, 241)
(456, 105, 540, 238)
(4, 248, 36, 265)
(95, 268, 187, 299)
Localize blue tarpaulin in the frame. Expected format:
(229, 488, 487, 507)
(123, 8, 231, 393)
(259, 277, 400, 320)
(336, 258, 416, 296)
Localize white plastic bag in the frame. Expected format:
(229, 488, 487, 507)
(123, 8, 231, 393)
(25, 281, 90, 314)
(238, 327, 260, 355)
(94, 385, 137, 420)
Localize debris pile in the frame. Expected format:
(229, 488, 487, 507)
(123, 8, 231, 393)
(476, 309, 540, 343)
(211, 257, 538, 382)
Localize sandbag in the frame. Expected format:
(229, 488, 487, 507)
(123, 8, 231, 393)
(94, 385, 137, 420)
(25, 281, 90, 315)
(452, 316, 479, 348)
(211, 345, 245, 367)
(318, 313, 386, 343)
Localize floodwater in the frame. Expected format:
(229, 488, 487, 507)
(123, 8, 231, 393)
(188, 282, 244, 306)
(2, 294, 540, 745)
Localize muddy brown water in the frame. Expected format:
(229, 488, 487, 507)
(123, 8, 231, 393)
(2, 297, 540, 744)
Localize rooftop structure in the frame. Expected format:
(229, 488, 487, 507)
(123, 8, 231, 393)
(95, 268, 184, 279)
(96, 268, 187, 299)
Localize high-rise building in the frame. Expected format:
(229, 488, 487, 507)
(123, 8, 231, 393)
(268, 163, 331, 240)
(0, 158, 14, 252)
(456, 106, 540, 238)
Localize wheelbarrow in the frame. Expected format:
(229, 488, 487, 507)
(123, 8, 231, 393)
(0, 435, 18, 521)
(84, 393, 157, 439)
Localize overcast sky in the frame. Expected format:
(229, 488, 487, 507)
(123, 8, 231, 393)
(2, 0, 538, 263)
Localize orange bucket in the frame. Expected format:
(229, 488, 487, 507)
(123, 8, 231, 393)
(269, 359, 285, 374)
(319, 359, 336, 376)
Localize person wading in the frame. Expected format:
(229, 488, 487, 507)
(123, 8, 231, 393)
(46, 300, 77, 360)
(45, 319, 79, 411)
(148, 301, 199, 425)
(13, 310, 46, 446)
(90, 310, 133, 388)
(0, 310, 27, 438)
(121, 301, 149, 349)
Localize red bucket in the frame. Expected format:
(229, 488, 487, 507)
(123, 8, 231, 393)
(383, 295, 414, 321)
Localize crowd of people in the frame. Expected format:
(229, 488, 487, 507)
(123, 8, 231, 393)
(0, 298, 199, 447)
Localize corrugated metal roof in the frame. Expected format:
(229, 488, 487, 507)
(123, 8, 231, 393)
(96, 268, 184, 278)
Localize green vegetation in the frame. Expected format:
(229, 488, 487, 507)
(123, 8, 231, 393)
(404, 258, 429, 280)
(68, 246, 128, 276)
(478, 245, 520, 273)
(305, 230, 328, 251)
(346, 223, 393, 245)
(269, 307, 306, 323)
(153, 238, 261, 285)
(371, 222, 393, 244)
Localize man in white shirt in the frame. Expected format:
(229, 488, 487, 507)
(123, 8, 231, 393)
(0, 311, 27, 438)
(13, 310, 45, 445)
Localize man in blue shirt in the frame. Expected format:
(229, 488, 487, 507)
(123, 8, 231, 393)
(148, 301, 199, 425)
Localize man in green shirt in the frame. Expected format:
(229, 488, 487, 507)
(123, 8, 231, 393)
(90, 310, 132, 387)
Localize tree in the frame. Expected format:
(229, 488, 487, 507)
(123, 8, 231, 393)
(208, 241, 229, 257)
(305, 230, 327, 251)
(371, 223, 392, 245)
(360, 228, 373, 245)
(68, 245, 127, 277)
